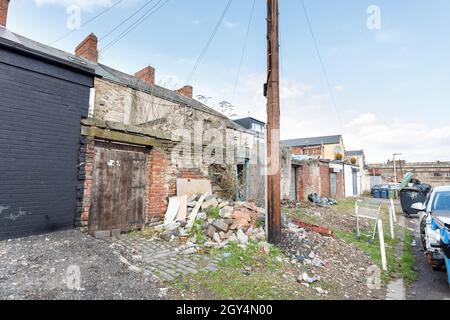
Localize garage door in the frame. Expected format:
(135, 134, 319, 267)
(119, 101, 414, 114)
(89, 142, 148, 233)
(0, 51, 92, 240)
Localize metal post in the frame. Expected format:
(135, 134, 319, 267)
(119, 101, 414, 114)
(266, 0, 281, 244)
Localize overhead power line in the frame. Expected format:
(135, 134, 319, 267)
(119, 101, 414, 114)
(300, 0, 344, 128)
(99, 0, 155, 41)
(231, 0, 256, 104)
(185, 0, 234, 84)
(100, 0, 170, 53)
(51, 0, 126, 45)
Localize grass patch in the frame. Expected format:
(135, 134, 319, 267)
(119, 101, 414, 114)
(333, 206, 400, 284)
(206, 207, 221, 219)
(398, 228, 417, 285)
(189, 220, 207, 246)
(129, 227, 158, 239)
(289, 208, 319, 225)
(171, 241, 308, 300)
(333, 198, 358, 214)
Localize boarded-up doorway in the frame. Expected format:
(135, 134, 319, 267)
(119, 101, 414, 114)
(89, 142, 148, 233)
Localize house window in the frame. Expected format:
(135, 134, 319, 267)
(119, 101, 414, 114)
(251, 123, 263, 133)
(433, 172, 443, 177)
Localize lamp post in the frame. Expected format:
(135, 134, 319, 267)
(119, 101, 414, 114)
(393, 153, 402, 183)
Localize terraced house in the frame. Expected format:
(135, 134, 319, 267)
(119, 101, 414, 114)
(0, 11, 265, 238)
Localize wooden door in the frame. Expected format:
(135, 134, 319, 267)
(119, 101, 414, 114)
(89, 142, 148, 233)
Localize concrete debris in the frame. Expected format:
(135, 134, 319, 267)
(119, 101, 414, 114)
(236, 229, 249, 245)
(212, 219, 229, 233)
(219, 206, 234, 218)
(153, 194, 266, 248)
(197, 212, 207, 220)
(280, 201, 385, 300)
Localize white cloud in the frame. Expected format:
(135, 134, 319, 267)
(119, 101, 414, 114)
(334, 85, 344, 92)
(34, 0, 113, 11)
(223, 20, 238, 29)
(197, 75, 450, 163)
(345, 113, 377, 127)
(343, 115, 450, 163)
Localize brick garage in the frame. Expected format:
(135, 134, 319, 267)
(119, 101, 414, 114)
(78, 121, 215, 233)
(294, 159, 343, 201)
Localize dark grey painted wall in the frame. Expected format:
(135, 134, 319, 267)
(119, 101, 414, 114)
(0, 46, 93, 239)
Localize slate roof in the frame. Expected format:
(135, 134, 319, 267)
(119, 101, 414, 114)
(281, 135, 342, 147)
(0, 27, 246, 131)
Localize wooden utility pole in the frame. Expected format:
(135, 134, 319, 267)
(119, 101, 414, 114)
(266, 0, 281, 244)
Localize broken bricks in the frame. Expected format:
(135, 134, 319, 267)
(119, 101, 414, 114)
(154, 193, 266, 248)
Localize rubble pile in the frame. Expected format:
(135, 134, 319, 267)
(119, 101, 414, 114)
(280, 222, 384, 299)
(297, 202, 371, 234)
(155, 194, 266, 249)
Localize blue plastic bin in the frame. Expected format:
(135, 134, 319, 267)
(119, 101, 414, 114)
(373, 188, 381, 198)
(381, 188, 389, 199)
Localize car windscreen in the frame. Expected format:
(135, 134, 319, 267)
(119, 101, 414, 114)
(432, 192, 450, 211)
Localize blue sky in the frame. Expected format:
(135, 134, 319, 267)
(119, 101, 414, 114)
(6, 0, 450, 162)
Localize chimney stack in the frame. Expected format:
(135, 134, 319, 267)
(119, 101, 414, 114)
(135, 66, 155, 86)
(0, 0, 10, 27)
(75, 33, 98, 63)
(176, 85, 193, 99)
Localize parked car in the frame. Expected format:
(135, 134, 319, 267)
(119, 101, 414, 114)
(414, 186, 450, 270)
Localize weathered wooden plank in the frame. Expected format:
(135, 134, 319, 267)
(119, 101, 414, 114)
(81, 127, 161, 147)
(89, 143, 148, 233)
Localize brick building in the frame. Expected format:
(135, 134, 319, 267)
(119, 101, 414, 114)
(368, 160, 450, 187)
(281, 135, 345, 161)
(0, 13, 264, 236)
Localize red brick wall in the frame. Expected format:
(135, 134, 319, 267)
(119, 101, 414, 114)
(320, 164, 331, 198)
(291, 146, 323, 157)
(296, 161, 334, 201)
(0, 0, 9, 27)
(179, 168, 204, 180)
(147, 147, 168, 221)
(291, 147, 304, 155)
(80, 137, 95, 229)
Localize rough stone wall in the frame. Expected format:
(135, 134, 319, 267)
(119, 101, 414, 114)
(89, 78, 266, 222)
